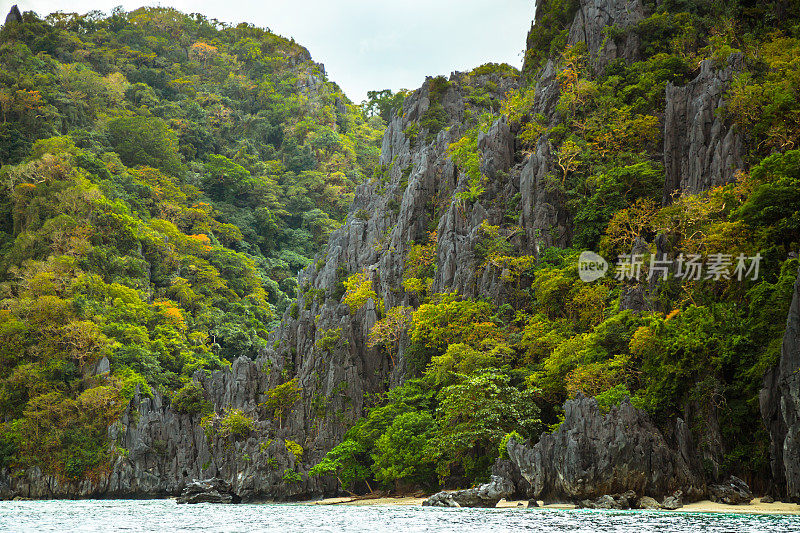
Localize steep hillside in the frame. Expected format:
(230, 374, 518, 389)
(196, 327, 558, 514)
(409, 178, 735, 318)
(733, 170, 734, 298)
(0, 6, 383, 491)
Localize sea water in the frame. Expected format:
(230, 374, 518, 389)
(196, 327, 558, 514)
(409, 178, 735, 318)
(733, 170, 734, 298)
(1, 499, 797, 532)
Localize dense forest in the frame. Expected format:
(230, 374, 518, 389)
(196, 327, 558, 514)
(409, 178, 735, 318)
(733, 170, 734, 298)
(2, 0, 800, 499)
(0, 6, 385, 479)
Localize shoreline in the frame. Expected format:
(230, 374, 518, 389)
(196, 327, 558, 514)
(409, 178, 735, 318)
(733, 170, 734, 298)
(305, 496, 800, 515)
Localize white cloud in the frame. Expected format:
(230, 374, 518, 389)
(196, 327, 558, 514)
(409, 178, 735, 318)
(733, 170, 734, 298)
(12, 0, 534, 101)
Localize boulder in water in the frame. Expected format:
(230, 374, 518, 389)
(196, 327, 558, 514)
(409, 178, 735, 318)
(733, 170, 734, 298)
(176, 478, 239, 504)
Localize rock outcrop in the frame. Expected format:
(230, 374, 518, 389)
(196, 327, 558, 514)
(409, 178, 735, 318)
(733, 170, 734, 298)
(568, 0, 645, 75)
(506, 395, 705, 503)
(2, 358, 310, 500)
(577, 491, 640, 510)
(177, 478, 239, 504)
(708, 476, 753, 505)
(663, 54, 745, 201)
(4, 5, 22, 26)
(491, 458, 530, 500)
(637, 496, 661, 510)
(761, 266, 800, 501)
(518, 0, 647, 253)
(661, 491, 684, 510)
(422, 476, 514, 508)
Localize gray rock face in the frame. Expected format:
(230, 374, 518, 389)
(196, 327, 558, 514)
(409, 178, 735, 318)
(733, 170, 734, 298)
(491, 458, 531, 500)
(661, 490, 684, 510)
(422, 476, 515, 508)
(568, 0, 645, 75)
(663, 54, 745, 201)
(506, 395, 705, 503)
(2, 358, 307, 500)
(518, 138, 571, 252)
(517, 0, 646, 255)
(177, 478, 239, 504)
(92, 356, 111, 376)
(708, 476, 753, 505)
(761, 266, 800, 501)
(4, 5, 21, 26)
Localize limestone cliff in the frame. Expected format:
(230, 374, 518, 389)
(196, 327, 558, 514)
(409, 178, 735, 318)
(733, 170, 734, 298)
(663, 54, 745, 201)
(761, 266, 800, 502)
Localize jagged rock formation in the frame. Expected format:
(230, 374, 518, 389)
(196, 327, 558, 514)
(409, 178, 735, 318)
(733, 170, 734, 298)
(663, 54, 745, 202)
(4, 5, 22, 26)
(568, 0, 645, 75)
(3, 359, 308, 500)
(708, 476, 753, 505)
(661, 491, 684, 510)
(491, 458, 530, 500)
(761, 266, 800, 502)
(177, 478, 239, 504)
(506, 395, 705, 503)
(519, 0, 647, 253)
(422, 476, 514, 507)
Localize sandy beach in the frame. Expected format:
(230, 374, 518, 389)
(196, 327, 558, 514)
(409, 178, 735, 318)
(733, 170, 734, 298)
(306, 496, 800, 515)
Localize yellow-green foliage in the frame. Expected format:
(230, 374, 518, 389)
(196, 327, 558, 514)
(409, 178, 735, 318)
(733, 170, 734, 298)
(342, 272, 377, 313)
(315, 327, 343, 354)
(260, 378, 302, 428)
(202, 409, 255, 440)
(284, 439, 303, 460)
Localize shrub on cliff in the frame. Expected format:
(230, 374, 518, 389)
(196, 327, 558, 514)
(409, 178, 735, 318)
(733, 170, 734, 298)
(171, 381, 211, 415)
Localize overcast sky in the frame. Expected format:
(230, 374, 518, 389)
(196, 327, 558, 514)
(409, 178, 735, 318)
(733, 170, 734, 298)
(10, 1, 535, 102)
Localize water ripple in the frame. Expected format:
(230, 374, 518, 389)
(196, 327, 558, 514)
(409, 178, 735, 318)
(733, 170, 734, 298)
(0, 499, 797, 533)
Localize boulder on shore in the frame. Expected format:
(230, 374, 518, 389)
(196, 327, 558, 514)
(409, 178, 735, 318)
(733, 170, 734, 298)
(577, 490, 637, 509)
(661, 490, 683, 510)
(708, 476, 753, 505)
(637, 496, 661, 510)
(176, 478, 239, 504)
(422, 476, 514, 508)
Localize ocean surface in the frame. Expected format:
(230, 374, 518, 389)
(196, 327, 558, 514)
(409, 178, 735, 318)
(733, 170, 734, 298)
(1, 499, 798, 532)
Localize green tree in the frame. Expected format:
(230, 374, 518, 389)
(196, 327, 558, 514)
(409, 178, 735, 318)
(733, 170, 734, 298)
(261, 378, 302, 429)
(371, 411, 436, 488)
(107, 116, 183, 175)
(430, 371, 541, 481)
